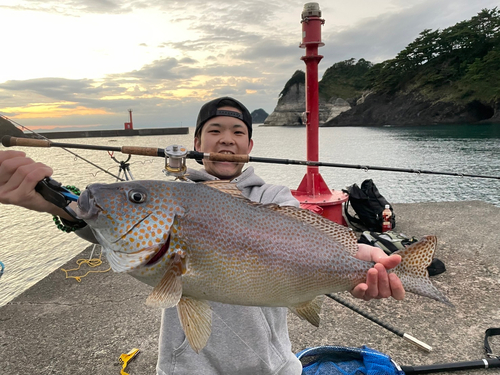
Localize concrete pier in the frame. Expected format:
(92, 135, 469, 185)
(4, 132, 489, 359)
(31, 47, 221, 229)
(1, 201, 499, 374)
(23, 127, 189, 139)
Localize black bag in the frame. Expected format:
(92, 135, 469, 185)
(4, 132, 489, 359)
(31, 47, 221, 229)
(343, 179, 395, 232)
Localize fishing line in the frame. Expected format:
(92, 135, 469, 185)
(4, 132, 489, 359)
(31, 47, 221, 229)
(1, 115, 123, 181)
(89, 157, 157, 180)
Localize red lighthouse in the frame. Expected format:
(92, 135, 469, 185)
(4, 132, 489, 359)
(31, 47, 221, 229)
(124, 109, 134, 130)
(291, 2, 348, 225)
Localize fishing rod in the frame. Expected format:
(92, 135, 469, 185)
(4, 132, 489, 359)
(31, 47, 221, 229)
(3, 136, 500, 180)
(326, 293, 432, 352)
(400, 327, 500, 373)
(0, 120, 124, 181)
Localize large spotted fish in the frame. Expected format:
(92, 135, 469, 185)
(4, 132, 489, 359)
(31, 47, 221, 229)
(76, 180, 450, 352)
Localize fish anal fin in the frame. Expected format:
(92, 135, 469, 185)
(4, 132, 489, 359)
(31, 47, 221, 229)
(177, 297, 212, 353)
(146, 251, 185, 308)
(290, 295, 324, 327)
(392, 235, 453, 306)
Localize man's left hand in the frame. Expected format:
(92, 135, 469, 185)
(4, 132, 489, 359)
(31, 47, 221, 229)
(351, 244, 405, 301)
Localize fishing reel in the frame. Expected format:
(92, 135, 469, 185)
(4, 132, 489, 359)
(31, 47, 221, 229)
(163, 144, 188, 178)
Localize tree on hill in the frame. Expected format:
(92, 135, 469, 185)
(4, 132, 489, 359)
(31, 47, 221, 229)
(279, 60, 372, 103)
(319, 58, 372, 100)
(279, 70, 305, 98)
(367, 7, 500, 103)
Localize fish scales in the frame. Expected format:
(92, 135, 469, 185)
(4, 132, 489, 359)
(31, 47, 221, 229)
(76, 180, 451, 353)
(163, 181, 366, 306)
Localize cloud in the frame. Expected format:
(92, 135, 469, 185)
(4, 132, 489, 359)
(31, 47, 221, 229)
(1, 0, 497, 131)
(122, 57, 201, 81)
(0, 78, 101, 100)
(0, 0, 134, 16)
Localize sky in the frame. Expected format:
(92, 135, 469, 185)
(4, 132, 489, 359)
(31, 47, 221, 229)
(0, 0, 498, 132)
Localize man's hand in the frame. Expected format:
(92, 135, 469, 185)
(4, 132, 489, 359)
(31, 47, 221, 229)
(351, 243, 405, 301)
(0, 150, 66, 217)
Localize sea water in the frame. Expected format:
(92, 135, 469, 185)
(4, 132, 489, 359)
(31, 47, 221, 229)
(0, 123, 498, 306)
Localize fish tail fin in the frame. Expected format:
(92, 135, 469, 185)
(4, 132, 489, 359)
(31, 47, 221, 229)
(391, 235, 453, 306)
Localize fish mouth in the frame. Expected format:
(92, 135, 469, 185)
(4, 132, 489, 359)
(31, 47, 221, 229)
(75, 189, 100, 220)
(146, 236, 171, 266)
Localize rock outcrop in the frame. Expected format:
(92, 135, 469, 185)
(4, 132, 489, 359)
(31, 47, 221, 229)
(0, 116, 25, 138)
(263, 77, 351, 127)
(251, 109, 268, 124)
(323, 92, 498, 126)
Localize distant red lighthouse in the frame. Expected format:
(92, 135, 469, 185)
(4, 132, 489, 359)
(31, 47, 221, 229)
(124, 109, 133, 130)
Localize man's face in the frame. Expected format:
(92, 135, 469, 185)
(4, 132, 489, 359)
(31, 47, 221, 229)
(194, 106, 253, 180)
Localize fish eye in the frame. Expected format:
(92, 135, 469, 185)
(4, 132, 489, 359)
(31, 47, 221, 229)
(128, 190, 147, 204)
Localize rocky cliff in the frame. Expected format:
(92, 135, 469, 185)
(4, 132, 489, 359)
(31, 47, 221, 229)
(323, 92, 499, 126)
(0, 117, 25, 138)
(263, 71, 351, 127)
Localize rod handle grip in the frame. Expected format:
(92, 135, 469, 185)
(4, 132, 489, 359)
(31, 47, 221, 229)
(403, 333, 432, 352)
(208, 153, 250, 163)
(1, 136, 51, 148)
(121, 146, 163, 157)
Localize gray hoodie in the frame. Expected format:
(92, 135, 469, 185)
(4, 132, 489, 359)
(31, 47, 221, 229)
(75, 167, 303, 374)
(156, 167, 303, 375)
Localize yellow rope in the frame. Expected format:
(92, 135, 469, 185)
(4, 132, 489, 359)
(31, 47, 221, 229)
(61, 246, 111, 282)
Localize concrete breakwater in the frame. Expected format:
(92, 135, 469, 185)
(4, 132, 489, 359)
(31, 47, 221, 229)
(24, 127, 189, 139)
(0, 201, 499, 374)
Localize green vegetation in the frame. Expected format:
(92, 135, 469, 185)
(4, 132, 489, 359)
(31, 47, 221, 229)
(369, 7, 500, 103)
(319, 58, 372, 100)
(281, 8, 500, 105)
(279, 70, 305, 98)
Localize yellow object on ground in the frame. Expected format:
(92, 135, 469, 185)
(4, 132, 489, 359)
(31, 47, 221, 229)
(119, 348, 140, 375)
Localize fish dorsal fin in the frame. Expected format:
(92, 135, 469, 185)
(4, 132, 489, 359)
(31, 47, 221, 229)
(268, 205, 359, 256)
(203, 181, 358, 255)
(177, 297, 212, 353)
(289, 295, 324, 327)
(201, 180, 244, 198)
(146, 251, 185, 309)
(202, 181, 265, 207)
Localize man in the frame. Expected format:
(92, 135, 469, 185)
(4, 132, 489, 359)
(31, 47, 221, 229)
(0, 97, 404, 374)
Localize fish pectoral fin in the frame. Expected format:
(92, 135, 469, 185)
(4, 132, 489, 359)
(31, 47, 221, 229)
(289, 295, 324, 327)
(145, 252, 185, 309)
(105, 245, 158, 273)
(177, 297, 212, 353)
